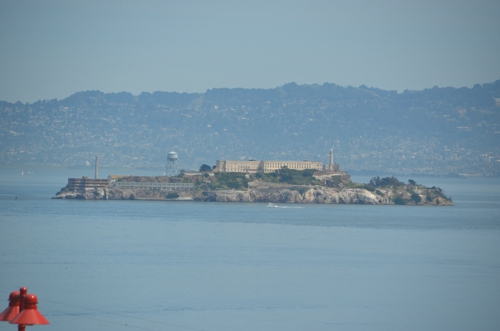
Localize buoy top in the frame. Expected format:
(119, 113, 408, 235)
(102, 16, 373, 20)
(8, 291, 20, 306)
(23, 294, 38, 309)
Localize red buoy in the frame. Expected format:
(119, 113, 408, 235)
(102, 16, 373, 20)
(9, 294, 49, 325)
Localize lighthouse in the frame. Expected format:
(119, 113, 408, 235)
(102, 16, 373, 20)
(325, 149, 338, 171)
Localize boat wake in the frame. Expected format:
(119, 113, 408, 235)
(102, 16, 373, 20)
(267, 203, 305, 209)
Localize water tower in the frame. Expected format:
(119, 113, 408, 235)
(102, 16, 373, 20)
(165, 151, 179, 177)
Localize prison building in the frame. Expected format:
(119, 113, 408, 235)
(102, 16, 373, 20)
(214, 160, 323, 173)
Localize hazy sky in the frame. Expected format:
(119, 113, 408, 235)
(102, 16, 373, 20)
(1, 0, 499, 103)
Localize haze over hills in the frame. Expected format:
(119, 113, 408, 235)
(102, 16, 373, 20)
(1, 81, 500, 176)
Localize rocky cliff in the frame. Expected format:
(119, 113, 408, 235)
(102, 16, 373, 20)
(53, 183, 453, 206)
(194, 186, 451, 205)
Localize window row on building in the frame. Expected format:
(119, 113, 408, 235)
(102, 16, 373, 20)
(214, 160, 323, 173)
(67, 177, 110, 190)
(112, 182, 194, 191)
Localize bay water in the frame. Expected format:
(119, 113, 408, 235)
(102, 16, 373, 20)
(1, 168, 499, 331)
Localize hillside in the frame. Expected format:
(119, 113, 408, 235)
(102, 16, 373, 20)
(2, 81, 500, 175)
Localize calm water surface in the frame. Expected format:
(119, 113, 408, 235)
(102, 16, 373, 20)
(1, 169, 499, 331)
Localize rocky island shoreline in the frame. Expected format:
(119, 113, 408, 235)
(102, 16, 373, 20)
(53, 168, 454, 206)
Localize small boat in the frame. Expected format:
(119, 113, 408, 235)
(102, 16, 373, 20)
(267, 203, 278, 208)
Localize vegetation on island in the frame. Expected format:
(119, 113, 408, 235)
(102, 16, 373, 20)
(190, 166, 452, 205)
(359, 176, 452, 205)
(166, 192, 180, 199)
(194, 167, 324, 191)
(199, 164, 213, 172)
(255, 168, 323, 185)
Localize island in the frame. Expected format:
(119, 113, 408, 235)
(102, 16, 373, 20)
(53, 167, 453, 206)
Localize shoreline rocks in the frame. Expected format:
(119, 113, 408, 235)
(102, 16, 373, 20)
(53, 185, 454, 206)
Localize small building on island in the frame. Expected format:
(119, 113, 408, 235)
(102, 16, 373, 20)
(66, 177, 109, 191)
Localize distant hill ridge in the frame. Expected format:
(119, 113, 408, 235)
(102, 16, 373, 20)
(1, 80, 500, 176)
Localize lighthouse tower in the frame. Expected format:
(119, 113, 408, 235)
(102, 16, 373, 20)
(95, 156, 98, 178)
(326, 148, 338, 171)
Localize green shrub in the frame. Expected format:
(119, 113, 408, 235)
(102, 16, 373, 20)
(199, 164, 212, 172)
(302, 169, 316, 177)
(363, 185, 375, 192)
(297, 187, 309, 195)
(394, 197, 406, 205)
(329, 175, 342, 183)
(166, 193, 179, 199)
(226, 181, 241, 189)
(433, 188, 446, 199)
(411, 193, 422, 203)
(370, 176, 405, 187)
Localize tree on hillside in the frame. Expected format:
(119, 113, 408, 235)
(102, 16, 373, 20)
(369, 176, 405, 187)
(199, 164, 212, 172)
